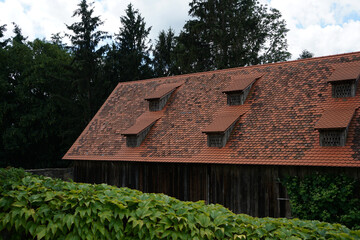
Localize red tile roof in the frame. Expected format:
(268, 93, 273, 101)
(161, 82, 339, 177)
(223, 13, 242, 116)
(64, 51, 360, 167)
(145, 82, 183, 100)
(327, 63, 360, 82)
(122, 111, 163, 135)
(222, 73, 263, 93)
(314, 108, 356, 129)
(202, 106, 247, 133)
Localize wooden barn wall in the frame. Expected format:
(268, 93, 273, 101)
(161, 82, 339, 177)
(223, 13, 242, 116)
(73, 161, 360, 218)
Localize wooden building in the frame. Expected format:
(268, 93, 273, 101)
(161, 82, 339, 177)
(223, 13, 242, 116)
(64, 52, 360, 218)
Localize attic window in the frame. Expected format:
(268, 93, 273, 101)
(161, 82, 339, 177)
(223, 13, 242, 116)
(331, 81, 356, 98)
(202, 107, 247, 148)
(314, 108, 356, 147)
(226, 84, 252, 105)
(222, 74, 262, 105)
(148, 91, 173, 111)
(125, 124, 154, 147)
(327, 65, 360, 98)
(122, 113, 162, 147)
(319, 129, 347, 146)
(206, 122, 235, 147)
(145, 82, 183, 111)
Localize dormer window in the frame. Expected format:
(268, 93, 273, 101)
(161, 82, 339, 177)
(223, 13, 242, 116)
(327, 64, 360, 98)
(222, 74, 262, 105)
(206, 123, 236, 147)
(314, 108, 356, 147)
(202, 107, 247, 147)
(318, 129, 346, 147)
(122, 113, 162, 147)
(145, 82, 183, 111)
(331, 81, 356, 98)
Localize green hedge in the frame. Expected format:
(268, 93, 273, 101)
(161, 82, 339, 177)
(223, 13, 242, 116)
(1, 168, 360, 239)
(282, 173, 360, 230)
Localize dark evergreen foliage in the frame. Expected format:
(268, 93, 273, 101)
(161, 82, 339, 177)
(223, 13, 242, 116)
(175, 0, 291, 73)
(0, 24, 9, 48)
(66, 0, 109, 121)
(283, 173, 360, 229)
(11, 23, 27, 44)
(298, 49, 314, 59)
(0, 37, 81, 168)
(114, 3, 153, 82)
(153, 28, 177, 77)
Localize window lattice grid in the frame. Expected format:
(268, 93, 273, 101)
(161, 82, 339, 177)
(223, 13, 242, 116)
(149, 90, 173, 111)
(227, 93, 243, 105)
(206, 121, 236, 147)
(319, 129, 346, 146)
(226, 83, 253, 106)
(126, 124, 154, 147)
(332, 81, 355, 98)
(208, 134, 224, 147)
(126, 135, 138, 147)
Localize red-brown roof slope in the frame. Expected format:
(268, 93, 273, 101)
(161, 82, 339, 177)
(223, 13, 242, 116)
(64, 51, 360, 167)
(314, 108, 356, 129)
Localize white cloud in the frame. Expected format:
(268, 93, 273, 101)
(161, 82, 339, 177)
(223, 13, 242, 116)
(1, 0, 360, 60)
(0, 0, 189, 44)
(265, 0, 360, 58)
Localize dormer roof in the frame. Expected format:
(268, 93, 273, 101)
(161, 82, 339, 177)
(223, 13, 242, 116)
(122, 112, 163, 135)
(202, 106, 247, 133)
(222, 73, 263, 93)
(327, 64, 360, 83)
(314, 108, 356, 130)
(145, 82, 183, 100)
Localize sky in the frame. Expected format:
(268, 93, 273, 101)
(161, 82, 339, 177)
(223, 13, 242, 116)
(0, 0, 360, 60)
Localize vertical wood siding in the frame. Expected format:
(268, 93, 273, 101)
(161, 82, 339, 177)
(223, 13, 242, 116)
(73, 161, 360, 218)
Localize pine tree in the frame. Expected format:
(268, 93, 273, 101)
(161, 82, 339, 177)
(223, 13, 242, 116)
(176, 0, 291, 73)
(66, 0, 109, 121)
(298, 49, 314, 59)
(114, 3, 153, 82)
(153, 28, 177, 77)
(12, 23, 27, 44)
(0, 24, 9, 48)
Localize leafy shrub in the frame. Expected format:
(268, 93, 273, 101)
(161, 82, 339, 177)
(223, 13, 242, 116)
(283, 173, 360, 229)
(1, 168, 360, 239)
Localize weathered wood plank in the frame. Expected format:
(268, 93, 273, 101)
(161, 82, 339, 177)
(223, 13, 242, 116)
(73, 161, 360, 218)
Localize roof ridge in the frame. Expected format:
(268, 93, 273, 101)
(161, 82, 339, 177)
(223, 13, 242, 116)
(116, 51, 360, 87)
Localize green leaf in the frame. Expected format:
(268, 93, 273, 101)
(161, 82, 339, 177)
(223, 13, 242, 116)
(64, 214, 75, 231)
(196, 214, 211, 228)
(36, 225, 47, 239)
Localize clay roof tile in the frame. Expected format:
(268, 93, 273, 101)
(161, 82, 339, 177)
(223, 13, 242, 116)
(314, 108, 356, 129)
(327, 64, 360, 82)
(202, 106, 247, 133)
(122, 112, 163, 135)
(223, 73, 263, 93)
(145, 82, 183, 100)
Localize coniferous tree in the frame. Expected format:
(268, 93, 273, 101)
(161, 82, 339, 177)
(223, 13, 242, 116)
(153, 28, 177, 77)
(114, 4, 153, 82)
(175, 0, 291, 73)
(0, 23, 9, 164)
(66, 0, 109, 121)
(298, 49, 314, 59)
(0, 24, 9, 48)
(12, 23, 27, 44)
